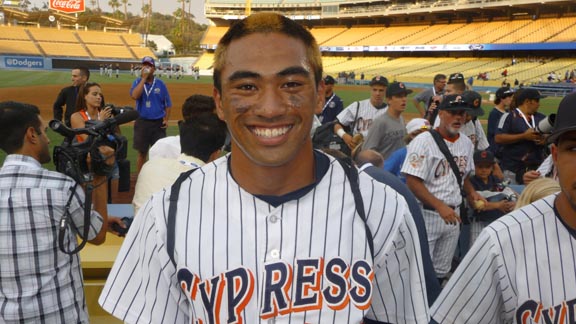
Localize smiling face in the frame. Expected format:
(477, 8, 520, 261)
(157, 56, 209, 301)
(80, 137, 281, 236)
(71, 69, 87, 87)
(214, 32, 324, 168)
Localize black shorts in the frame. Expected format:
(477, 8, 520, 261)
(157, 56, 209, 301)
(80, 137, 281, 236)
(133, 118, 166, 153)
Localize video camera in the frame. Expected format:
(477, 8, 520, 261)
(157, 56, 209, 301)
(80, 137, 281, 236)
(105, 104, 134, 117)
(50, 108, 139, 184)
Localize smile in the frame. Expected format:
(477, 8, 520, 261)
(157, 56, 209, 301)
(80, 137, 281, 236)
(251, 126, 292, 138)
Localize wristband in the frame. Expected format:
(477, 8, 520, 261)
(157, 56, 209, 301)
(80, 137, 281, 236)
(336, 128, 346, 138)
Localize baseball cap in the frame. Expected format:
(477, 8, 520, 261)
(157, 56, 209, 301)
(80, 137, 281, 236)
(370, 76, 389, 87)
(142, 56, 155, 67)
(463, 90, 485, 117)
(386, 82, 413, 97)
(547, 92, 576, 144)
(324, 75, 335, 85)
(406, 118, 430, 134)
(448, 73, 465, 84)
(495, 87, 514, 100)
(439, 94, 474, 112)
(516, 88, 545, 104)
(474, 150, 495, 164)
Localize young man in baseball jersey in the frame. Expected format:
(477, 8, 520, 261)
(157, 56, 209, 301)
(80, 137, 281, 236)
(333, 75, 389, 150)
(401, 94, 484, 284)
(430, 91, 576, 324)
(99, 12, 429, 324)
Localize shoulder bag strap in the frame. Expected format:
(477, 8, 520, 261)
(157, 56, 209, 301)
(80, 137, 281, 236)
(336, 158, 374, 261)
(167, 167, 199, 266)
(429, 130, 464, 192)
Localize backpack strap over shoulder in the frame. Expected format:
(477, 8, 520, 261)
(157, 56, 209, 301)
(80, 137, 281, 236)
(167, 168, 199, 267)
(336, 158, 374, 261)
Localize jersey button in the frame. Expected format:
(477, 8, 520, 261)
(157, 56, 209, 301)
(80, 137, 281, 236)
(270, 249, 280, 259)
(269, 215, 279, 223)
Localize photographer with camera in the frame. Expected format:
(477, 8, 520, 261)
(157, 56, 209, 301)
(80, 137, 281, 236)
(131, 56, 172, 173)
(495, 89, 549, 184)
(0, 101, 122, 323)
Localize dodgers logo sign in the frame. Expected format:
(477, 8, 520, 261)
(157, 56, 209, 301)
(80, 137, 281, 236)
(5, 57, 44, 69)
(50, 0, 85, 13)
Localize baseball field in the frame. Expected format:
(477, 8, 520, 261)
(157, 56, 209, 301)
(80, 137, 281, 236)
(0, 69, 563, 171)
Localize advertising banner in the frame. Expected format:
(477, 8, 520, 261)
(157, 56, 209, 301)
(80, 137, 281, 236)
(4, 57, 45, 69)
(50, 0, 85, 13)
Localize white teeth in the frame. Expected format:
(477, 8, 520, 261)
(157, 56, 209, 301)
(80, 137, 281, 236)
(253, 126, 291, 138)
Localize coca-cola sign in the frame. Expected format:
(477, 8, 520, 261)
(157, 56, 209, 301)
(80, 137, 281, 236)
(50, 0, 85, 13)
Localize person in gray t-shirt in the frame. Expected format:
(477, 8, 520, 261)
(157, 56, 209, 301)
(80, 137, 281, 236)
(363, 82, 412, 159)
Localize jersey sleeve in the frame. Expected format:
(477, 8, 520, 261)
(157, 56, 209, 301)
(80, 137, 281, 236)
(365, 195, 430, 324)
(400, 135, 431, 181)
(99, 193, 189, 323)
(162, 82, 173, 108)
(336, 101, 358, 127)
(430, 228, 513, 323)
(475, 119, 490, 151)
(496, 112, 512, 135)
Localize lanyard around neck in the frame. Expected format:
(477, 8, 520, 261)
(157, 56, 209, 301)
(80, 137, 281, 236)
(516, 108, 535, 129)
(322, 93, 335, 112)
(144, 78, 156, 98)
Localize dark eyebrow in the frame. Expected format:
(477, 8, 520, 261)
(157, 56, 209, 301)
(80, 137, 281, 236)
(277, 66, 310, 78)
(228, 71, 261, 83)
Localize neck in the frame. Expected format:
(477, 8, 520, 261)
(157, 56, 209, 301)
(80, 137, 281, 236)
(518, 105, 531, 116)
(387, 107, 402, 119)
(229, 144, 316, 196)
(437, 126, 458, 140)
(555, 193, 576, 230)
(495, 103, 507, 112)
(325, 90, 334, 97)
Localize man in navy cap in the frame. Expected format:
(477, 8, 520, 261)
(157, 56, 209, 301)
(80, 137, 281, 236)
(495, 88, 547, 184)
(317, 75, 343, 125)
(130, 56, 173, 173)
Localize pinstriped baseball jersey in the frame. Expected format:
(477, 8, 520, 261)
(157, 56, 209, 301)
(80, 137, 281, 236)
(400, 131, 474, 206)
(336, 99, 388, 137)
(99, 153, 429, 324)
(431, 194, 576, 324)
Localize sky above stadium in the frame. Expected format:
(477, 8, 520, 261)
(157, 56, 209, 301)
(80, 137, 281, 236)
(27, 0, 209, 24)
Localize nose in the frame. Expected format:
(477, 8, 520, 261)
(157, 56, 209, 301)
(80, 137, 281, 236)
(253, 87, 289, 119)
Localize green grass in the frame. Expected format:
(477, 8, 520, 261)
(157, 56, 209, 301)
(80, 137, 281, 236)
(0, 125, 179, 173)
(0, 70, 213, 88)
(0, 70, 563, 172)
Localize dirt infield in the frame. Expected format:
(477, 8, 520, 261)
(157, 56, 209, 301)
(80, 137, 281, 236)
(0, 83, 215, 121)
(0, 83, 424, 121)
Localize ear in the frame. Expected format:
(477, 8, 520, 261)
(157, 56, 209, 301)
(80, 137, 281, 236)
(551, 143, 558, 166)
(25, 126, 38, 144)
(213, 87, 226, 122)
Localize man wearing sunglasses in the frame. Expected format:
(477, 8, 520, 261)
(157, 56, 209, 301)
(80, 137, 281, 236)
(495, 88, 548, 184)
